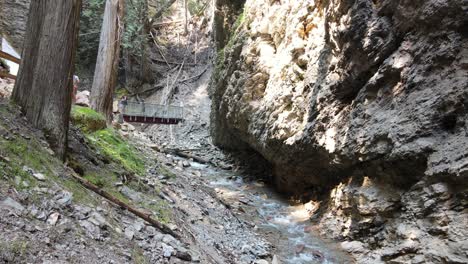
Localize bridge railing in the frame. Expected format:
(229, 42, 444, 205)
(123, 101, 184, 120)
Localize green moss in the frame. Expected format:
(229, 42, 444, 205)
(71, 106, 107, 132)
(85, 128, 145, 175)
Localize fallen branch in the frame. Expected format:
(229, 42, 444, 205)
(179, 67, 208, 83)
(160, 59, 185, 105)
(66, 168, 181, 239)
(163, 149, 210, 164)
(149, 31, 170, 67)
(131, 83, 165, 96)
(151, 58, 199, 66)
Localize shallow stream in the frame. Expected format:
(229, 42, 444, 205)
(191, 162, 352, 264)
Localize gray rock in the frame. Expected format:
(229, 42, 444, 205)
(0, 197, 25, 213)
(120, 186, 142, 202)
(161, 243, 174, 258)
(124, 227, 135, 240)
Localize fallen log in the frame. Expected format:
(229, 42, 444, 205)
(151, 58, 199, 66)
(179, 67, 208, 84)
(66, 168, 181, 239)
(164, 149, 210, 164)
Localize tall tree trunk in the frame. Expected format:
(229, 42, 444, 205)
(90, 0, 124, 122)
(11, 0, 82, 160)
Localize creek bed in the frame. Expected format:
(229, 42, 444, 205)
(191, 161, 352, 264)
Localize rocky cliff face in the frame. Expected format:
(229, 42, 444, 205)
(0, 0, 30, 51)
(211, 0, 468, 262)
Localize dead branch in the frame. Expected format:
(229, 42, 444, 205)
(149, 31, 170, 67)
(151, 58, 199, 66)
(160, 59, 185, 105)
(67, 168, 181, 239)
(179, 67, 208, 83)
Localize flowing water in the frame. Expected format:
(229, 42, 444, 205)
(191, 161, 352, 263)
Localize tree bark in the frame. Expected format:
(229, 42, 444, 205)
(90, 0, 124, 122)
(11, 0, 82, 160)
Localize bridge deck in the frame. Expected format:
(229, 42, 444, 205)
(122, 101, 184, 124)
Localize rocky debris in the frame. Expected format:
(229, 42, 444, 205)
(75, 90, 90, 107)
(0, 78, 14, 98)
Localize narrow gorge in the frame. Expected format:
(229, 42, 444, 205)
(210, 0, 468, 262)
(0, 0, 467, 263)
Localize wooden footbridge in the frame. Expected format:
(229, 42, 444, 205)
(1, 50, 182, 125)
(122, 101, 184, 125)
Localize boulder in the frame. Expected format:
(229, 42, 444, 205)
(75, 90, 90, 107)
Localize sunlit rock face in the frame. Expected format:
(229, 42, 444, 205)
(0, 0, 30, 51)
(211, 0, 468, 262)
(211, 0, 468, 192)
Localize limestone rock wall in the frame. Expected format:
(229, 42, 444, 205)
(0, 0, 30, 51)
(211, 0, 468, 262)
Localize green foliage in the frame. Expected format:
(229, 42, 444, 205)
(122, 0, 149, 58)
(77, 0, 106, 68)
(71, 106, 107, 132)
(85, 128, 145, 175)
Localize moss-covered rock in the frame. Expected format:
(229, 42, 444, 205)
(85, 128, 145, 175)
(71, 106, 107, 132)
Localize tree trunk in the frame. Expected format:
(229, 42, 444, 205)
(90, 0, 124, 122)
(11, 0, 82, 160)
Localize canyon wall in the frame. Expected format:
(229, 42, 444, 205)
(0, 0, 30, 51)
(211, 0, 468, 262)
